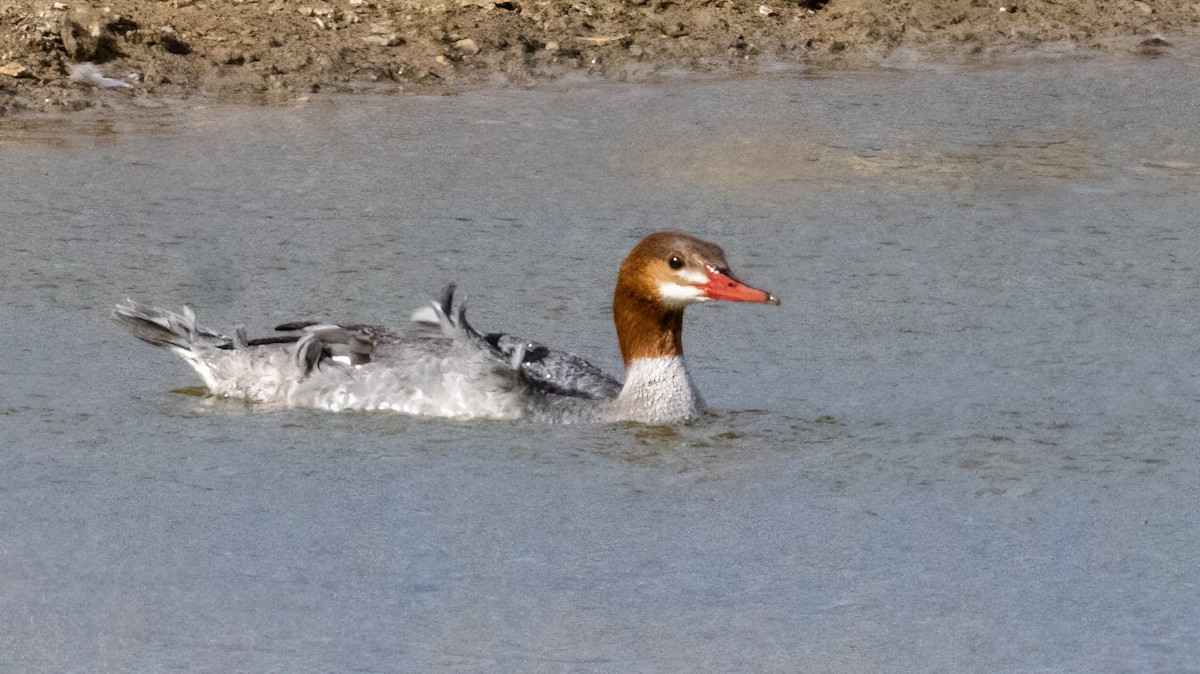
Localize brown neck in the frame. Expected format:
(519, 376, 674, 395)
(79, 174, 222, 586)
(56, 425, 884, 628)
(613, 288, 684, 368)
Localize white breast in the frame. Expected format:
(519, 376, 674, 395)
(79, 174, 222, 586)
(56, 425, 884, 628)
(603, 356, 705, 424)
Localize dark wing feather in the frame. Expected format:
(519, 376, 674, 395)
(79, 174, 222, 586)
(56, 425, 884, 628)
(424, 285, 623, 401)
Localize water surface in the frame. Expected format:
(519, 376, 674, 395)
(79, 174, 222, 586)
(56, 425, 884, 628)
(2, 55, 1198, 671)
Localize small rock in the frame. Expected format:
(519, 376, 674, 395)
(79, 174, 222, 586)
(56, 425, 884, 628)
(434, 54, 448, 64)
(362, 34, 403, 46)
(544, 41, 559, 51)
(454, 38, 480, 55)
(0, 62, 31, 78)
(60, 9, 119, 61)
(1133, 1, 1153, 14)
(52, 2, 69, 9)
(628, 44, 642, 57)
(757, 4, 774, 16)
(577, 34, 626, 46)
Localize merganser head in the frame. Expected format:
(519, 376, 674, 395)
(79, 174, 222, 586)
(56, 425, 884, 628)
(613, 231, 779, 366)
(617, 231, 780, 309)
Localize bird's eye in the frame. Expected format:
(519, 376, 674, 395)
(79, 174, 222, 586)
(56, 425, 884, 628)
(668, 256, 684, 270)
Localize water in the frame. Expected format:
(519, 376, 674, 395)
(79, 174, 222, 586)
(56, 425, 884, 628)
(2, 54, 1198, 671)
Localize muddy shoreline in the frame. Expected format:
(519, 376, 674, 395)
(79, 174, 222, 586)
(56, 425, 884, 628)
(1, 0, 1196, 115)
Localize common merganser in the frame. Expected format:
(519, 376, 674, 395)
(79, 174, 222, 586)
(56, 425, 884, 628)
(113, 231, 779, 424)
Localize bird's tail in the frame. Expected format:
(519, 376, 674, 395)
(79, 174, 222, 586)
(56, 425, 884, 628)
(112, 300, 232, 353)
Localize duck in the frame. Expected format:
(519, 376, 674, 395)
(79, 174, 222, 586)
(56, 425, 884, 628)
(113, 231, 779, 424)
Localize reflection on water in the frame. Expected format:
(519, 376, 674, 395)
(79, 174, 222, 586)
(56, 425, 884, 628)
(637, 130, 1105, 192)
(1, 52, 1199, 670)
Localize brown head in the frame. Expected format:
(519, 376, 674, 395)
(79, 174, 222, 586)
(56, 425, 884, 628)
(612, 231, 779, 366)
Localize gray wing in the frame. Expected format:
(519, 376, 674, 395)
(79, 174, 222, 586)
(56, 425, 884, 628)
(486, 333, 622, 400)
(419, 284, 623, 401)
(273, 322, 402, 376)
